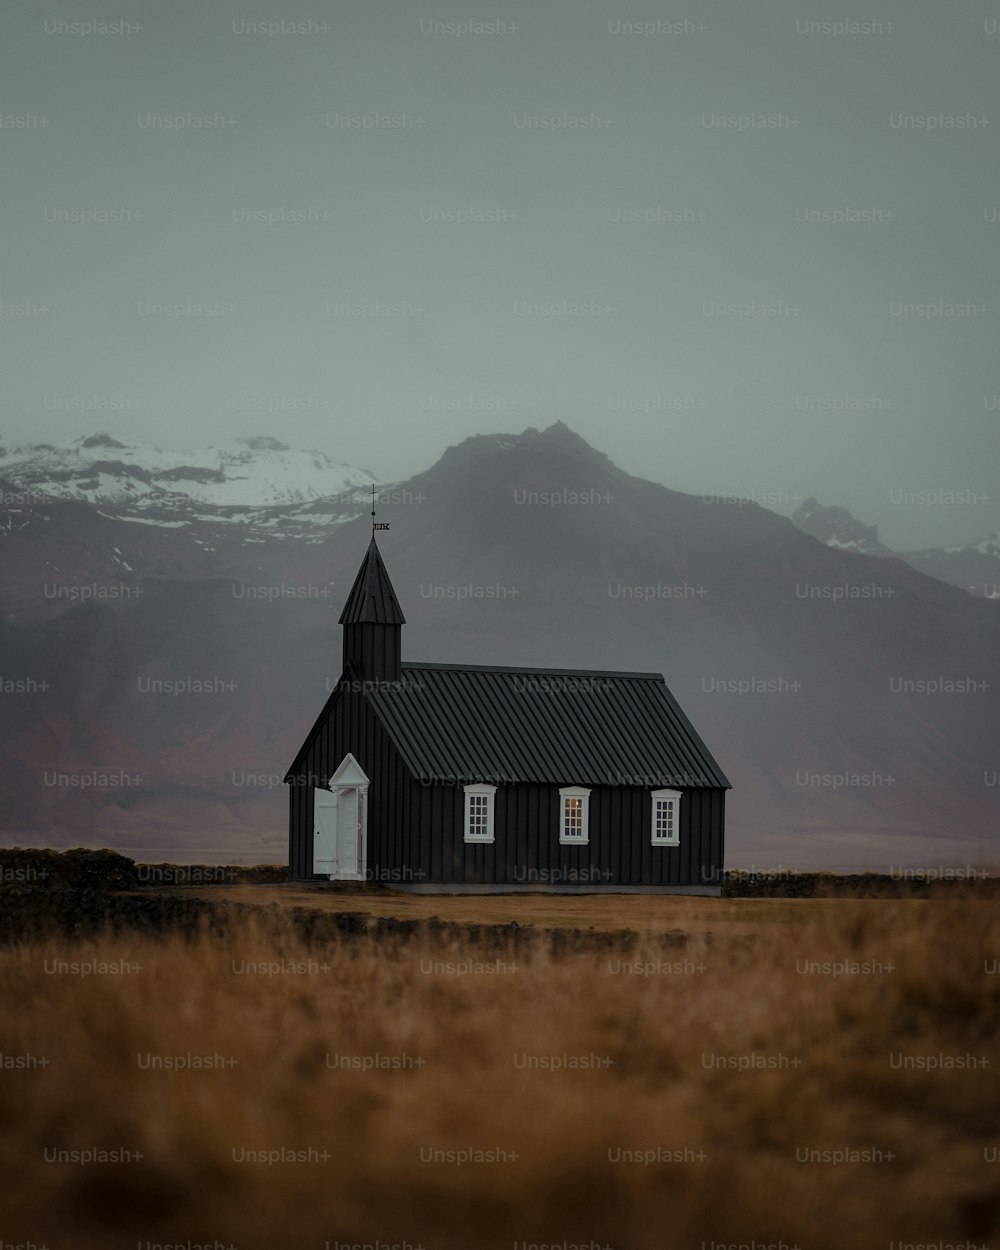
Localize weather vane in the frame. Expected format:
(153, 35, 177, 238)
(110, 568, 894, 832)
(371, 483, 390, 536)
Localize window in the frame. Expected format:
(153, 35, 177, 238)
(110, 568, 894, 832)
(464, 784, 496, 843)
(651, 788, 681, 845)
(559, 786, 591, 844)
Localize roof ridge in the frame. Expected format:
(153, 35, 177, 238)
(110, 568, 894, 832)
(400, 661, 665, 680)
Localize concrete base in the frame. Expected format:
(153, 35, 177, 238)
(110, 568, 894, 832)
(388, 883, 722, 897)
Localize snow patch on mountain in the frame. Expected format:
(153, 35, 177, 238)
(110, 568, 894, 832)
(824, 536, 874, 553)
(0, 432, 372, 510)
(942, 533, 1000, 557)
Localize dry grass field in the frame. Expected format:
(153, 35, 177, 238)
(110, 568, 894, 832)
(185, 881, 831, 934)
(1, 892, 998, 1248)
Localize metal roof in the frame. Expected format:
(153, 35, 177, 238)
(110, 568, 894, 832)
(338, 538, 406, 625)
(365, 662, 730, 789)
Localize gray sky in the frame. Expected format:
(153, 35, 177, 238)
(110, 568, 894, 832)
(3, 0, 998, 549)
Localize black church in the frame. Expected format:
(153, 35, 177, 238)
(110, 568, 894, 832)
(284, 538, 729, 893)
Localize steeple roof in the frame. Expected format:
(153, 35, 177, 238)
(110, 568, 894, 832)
(338, 538, 406, 625)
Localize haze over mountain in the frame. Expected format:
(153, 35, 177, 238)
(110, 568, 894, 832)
(1, 422, 997, 870)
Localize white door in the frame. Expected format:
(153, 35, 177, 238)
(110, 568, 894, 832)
(314, 787, 338, 875)
(337, 786, 360, 879)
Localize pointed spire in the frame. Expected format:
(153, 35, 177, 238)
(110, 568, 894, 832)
(339, 537, 406, 626)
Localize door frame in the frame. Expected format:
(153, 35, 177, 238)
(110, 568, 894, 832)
(313, 753, 369, 880)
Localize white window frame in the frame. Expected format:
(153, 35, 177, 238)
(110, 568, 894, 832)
(463, 783, 497, 843)
(559, 786, 591, 845)
(650, 788, 681, 846)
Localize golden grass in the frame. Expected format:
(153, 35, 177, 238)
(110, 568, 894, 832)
(182, 883, 862, 935)
(1, 898, 998, 1248)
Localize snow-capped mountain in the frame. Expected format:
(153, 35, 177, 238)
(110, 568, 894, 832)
(943, 534, 1000, 559)
(0, 431, 372, 517)
(791, 496, 1000, 598)
(791, 497, 892, 557)
(905, 533, 1000, 600)
(0, 431, 404, 625)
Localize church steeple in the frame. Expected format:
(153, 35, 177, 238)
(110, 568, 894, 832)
(339, 538, 405, 683)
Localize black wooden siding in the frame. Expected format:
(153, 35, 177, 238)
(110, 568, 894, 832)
(403, 780, 725, 887)
(342, 624, 402, 687)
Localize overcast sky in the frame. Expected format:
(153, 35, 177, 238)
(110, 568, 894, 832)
(3, 0, 998, 548)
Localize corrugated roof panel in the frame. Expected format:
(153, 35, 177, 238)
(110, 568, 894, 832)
(366, 663, 730, 789)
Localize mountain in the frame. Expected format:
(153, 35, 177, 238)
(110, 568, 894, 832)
(0, 432, 376, 624)
(0, 431, 372, 543)
(792, 497, 1000, 599)
(903, 535, 1000, 601)
(791, 497, 893, 557)
(1, 422, 998, 870)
